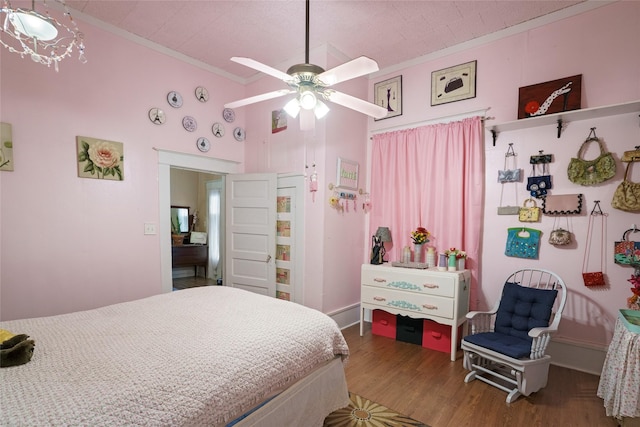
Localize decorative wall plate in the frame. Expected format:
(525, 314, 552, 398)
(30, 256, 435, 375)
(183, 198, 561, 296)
(212, 122, 225, 138)
(167, 91, 183, 108)
(148, 108, 166, 125)
(196, 137, 211, 152)
(195, 86, 209, 102)
(233, 127, 245, 141)
(182, 116, 197, 132)
(223, 108, 235, 123)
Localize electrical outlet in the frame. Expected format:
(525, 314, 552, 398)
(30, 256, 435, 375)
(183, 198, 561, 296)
(144, 223, 157, 235)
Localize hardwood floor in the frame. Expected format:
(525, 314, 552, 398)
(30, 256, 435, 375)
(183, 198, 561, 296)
(172, 276, 216, 290)
(341, 323, 617, 427)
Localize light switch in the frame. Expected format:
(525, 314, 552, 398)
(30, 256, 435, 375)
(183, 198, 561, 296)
(144, 223, 157, 235)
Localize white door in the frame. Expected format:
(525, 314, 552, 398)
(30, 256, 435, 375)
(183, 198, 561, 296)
(225, 173, 277, 296)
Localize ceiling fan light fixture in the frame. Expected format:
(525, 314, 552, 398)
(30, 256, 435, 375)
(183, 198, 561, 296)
(283, 98, 301, 118)
(10, 10, 58, 40)
(314, 100, 330, 119)
(299, 89, 317, 110)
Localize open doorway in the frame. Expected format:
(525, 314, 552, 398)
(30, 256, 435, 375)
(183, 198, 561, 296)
(157, 149, 240, 294)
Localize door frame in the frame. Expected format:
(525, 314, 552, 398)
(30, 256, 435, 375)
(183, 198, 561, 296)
(157, 149, 240, 293)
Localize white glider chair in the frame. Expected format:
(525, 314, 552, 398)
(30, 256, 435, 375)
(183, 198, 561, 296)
(461, 268, 567, 403)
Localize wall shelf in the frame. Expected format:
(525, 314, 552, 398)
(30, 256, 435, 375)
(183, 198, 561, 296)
(488, 100, 640, 145)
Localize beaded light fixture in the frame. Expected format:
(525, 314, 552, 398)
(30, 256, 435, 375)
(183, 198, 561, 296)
(0, 0, 86, 71)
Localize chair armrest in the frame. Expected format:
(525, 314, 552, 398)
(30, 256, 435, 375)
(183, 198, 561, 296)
(465, 310, 496, 335)
(528, 327, 558, 359)
(466, 309, 497, 320)
(528, 326, 558, 338)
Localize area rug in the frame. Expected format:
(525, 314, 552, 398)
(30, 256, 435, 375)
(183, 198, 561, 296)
(324, 392, 429, 427)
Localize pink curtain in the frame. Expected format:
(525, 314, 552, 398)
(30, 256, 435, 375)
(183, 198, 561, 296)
(370, 116, 484, 306)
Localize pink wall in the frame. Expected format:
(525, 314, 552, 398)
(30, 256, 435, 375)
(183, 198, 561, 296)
(367, 1, 640, 348)
(0, 15, 245, 320)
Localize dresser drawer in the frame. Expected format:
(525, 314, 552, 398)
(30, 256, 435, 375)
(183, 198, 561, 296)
(362, 285, 454, 320)
(361, 267, 456, 298)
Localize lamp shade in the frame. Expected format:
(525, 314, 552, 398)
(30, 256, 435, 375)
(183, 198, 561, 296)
(375, 227, 392, 242)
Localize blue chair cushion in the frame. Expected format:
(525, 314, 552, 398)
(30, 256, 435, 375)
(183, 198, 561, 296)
(464, 282, 558, 359)
(464, 332, 532, 359)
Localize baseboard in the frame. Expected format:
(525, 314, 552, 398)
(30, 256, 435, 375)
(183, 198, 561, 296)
(547, 337, 607, 376)
(326, 303, 361, 330)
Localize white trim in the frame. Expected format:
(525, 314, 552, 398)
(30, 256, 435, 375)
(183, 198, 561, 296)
(327, 303, 361, 330)
(548, 336, 607, 376)
(371, 1, 615, 79)
(370, 108, 490, 136)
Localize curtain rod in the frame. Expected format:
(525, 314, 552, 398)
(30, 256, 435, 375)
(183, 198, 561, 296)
(370, 107, 492, 138)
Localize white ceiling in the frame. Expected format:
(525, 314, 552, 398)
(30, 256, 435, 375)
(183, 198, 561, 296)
(62, 0, 585, 81)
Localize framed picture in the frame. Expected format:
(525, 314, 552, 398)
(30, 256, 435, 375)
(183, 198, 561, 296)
(0, 122, 14, 171)
(336, 157, 359, 190)
(517, 75, 582, 119)
(77, 136, 124, 181)
(374, 75, 402, 120)
(431, 60, 477, 106)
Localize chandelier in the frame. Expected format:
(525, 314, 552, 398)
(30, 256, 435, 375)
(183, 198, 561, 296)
(0, 0, 86, 71)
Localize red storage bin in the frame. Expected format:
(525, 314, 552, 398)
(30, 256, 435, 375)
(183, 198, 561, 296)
(422, 319, 462, 353)
(372, 310, 396, 339)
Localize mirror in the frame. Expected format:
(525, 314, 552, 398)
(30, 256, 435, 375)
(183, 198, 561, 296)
(170, 206, 190, 233)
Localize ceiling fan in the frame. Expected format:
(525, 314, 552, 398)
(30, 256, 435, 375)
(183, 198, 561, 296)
(224, 0, 388, 130)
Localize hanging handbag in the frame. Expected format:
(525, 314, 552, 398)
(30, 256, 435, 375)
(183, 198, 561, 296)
(497, 154, 520, 215)
(541, 193, 583, 215)
(611, 161, 640, 212)
(582, 201, 607, 287)
(498, 143, 522, 183)
(548, 216, 572, 246)
(527, 159, 552, 198)
(505, 227, 541, 259)
(621, 147, 640, 162)
(614, 227, 640, 265)
(518, 198, 540, 222)
(567, 129, 616, 186)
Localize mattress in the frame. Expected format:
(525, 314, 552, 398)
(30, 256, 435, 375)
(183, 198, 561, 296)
(0, 286, 350, 426)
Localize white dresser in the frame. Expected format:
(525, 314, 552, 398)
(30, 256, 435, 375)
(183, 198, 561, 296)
(360, 264, 471, 361)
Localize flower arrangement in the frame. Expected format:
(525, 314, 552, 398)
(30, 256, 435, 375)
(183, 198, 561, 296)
(444, 248, 467, 259)
(628, 274, 640, 310)
(410, 227, 430, 244)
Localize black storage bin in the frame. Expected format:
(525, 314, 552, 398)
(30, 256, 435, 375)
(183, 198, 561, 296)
(396, 315, 423, 345)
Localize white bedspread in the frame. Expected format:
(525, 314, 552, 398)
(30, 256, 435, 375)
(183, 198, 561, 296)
(0, 286, 349, 426)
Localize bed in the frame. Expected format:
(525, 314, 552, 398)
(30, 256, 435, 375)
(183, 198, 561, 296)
(0, 286, 350, 426)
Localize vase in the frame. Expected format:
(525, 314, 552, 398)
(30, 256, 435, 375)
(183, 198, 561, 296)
(448, 254, 457, 271)
(457, 258, 466, 270)
(414, 244, 424, 263)
(426, 247, 436, 268)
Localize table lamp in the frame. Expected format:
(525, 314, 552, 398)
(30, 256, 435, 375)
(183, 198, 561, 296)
(371, 227, 392, 264)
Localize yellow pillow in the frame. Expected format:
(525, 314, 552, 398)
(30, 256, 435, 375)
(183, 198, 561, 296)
(0, 329, 16, 343)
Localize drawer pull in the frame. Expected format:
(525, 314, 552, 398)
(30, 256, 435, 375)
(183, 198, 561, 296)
(423, 283, 439, 289)
(373, 296, 387, 302)
(423, 304, 438, 310)
(373, 277, 387, 283)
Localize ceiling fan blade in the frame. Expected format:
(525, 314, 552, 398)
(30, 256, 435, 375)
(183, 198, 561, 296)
(317, 56, 380, 86)
(231, 57, 293, 82)
(224, 89, 295, 109)
(326, 90, 388, 119)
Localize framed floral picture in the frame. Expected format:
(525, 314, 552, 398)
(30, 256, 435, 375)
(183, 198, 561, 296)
(374, 75, 402, 120)
(0, 122, 14, 171)
(431, 60, 477, 106)
(77, 136, 124, 181)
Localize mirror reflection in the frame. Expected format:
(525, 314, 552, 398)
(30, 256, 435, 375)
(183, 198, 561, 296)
(171, 206, 190, 233)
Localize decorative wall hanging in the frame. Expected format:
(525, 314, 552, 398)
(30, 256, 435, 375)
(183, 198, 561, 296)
(0, 122, 14, 171)
(567, 128, 616, 186)
(195, 86, 209, 102)
(167, 91, 183, 108)
(505, 227, 541, 259)
(612, 161, 640, 212)
(541, 194, 583, 215)
(498, 143, 521, 183)
(148, 108, 166, 125)
(582, 201, 607, 287)
(431, 60, 477, 106)
(527, 164, 552, 197)
(182, 116, 197, 132)
(77, 136, 124, 181)
(614, 227, 640, 266)
(374, 75, 402, 120)
(517, 75, 582, 119)
(272, 109, 287, 133)
(336, 157, 359, 190)
(212, 122, 225, 138)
